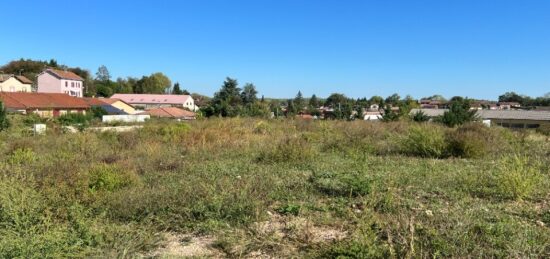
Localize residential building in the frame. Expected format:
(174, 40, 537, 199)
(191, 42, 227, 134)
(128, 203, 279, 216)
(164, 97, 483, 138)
(110, 94, 197, 111)
(139, 107, 196, 120)
(100, 98, 137, 114)
(409, 108, 550, 128)
(0, 92, 89, 117)
(497, 102, 521, 110)
(0, 74, 32, 92)
(37, 68, 84, 97)
(83, 98, 136, 115)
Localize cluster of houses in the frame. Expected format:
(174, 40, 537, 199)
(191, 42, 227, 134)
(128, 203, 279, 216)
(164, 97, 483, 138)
(0, 68, 198, 121)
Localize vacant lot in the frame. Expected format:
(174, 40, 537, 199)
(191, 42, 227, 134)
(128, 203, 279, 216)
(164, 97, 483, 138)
(0, 117, 549, 258)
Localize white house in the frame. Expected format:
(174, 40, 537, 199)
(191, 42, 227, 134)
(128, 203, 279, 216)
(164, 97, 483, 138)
(37, 68, 84, 97)
(0, 74, 33, 92)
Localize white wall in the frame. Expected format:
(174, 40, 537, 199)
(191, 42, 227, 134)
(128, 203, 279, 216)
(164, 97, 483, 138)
(102, 115, 150, 123)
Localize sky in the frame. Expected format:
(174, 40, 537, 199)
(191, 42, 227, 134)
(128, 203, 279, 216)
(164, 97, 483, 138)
(1, 0, 549, 100)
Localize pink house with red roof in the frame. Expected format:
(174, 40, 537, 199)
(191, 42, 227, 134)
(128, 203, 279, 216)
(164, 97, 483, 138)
(110, 94, 197, 111)
(37, 68, 84, 97)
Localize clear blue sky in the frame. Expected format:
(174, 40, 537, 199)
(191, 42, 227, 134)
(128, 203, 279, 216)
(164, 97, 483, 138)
(1, 0, 549, 100)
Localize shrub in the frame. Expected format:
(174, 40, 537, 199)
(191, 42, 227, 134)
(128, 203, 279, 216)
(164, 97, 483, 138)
(412, 110, 430, 122)
(495, 155, 542, 200)
(446, 123, 492, 158)
(57, 113, 93, 126)
(257, 136, 315, 164)
(401, 125, 447, 158)
(8, 148, 36, 165)
(253, 120, 271, 134)
(275, 204, 301, 216)
(439, 97, 478, 127)
(88, 164, 139, 192)
(0, 100, 10, 131)
(143, 122, 190, 142)
(311, 171, 371, 197)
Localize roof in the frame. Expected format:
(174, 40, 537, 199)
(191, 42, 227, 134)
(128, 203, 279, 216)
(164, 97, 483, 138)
(0, 74, 33, 84)
(0, 92, 90, 109)
(410, 108, 550, 121)
(139, 107, 195, 119)
(83, 97, 108, 106)
(44, 68, 84, 81)
(478, 110, 550, 121)
(111, 94, 191, 105)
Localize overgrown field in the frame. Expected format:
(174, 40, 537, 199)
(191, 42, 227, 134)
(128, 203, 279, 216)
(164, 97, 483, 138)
(0, 117, 549, 258)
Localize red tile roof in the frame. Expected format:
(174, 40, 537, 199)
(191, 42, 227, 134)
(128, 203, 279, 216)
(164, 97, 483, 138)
(111, 94, 191, 105)
(140, 107, 195, 119)
(45, 69, 84, 81)
(0, 92, 90, 109)
(83, 97, 108, 106)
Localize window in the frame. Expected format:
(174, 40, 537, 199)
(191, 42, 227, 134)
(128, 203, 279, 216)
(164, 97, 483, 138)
(71, 82, 74, 87)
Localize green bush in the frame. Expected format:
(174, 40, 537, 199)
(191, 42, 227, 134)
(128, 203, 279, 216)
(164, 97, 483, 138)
(446, 123, 492, 158)
(401, 125, 448, 158)
(311, 171, 371, 197)
(57, 113, 93, 126)
(495, 155, 542, 200)
(88, 164, 139, 192)
(0, 100, 10, 131)
(257, 136, 315, 163)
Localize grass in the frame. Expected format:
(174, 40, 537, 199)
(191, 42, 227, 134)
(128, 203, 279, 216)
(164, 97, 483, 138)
(0, 116, 549, 257)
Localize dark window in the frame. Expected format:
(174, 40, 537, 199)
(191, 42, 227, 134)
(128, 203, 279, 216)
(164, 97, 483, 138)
(526, 124, 540, 129)
(511, 124, 524, 128)
(65, 81, 68, 87)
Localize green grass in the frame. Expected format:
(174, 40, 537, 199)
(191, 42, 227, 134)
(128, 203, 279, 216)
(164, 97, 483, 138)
(0, 116, 548, 257)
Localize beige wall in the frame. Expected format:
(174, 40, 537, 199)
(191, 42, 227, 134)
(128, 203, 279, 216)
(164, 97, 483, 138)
(0, 77, 32, 92)
(111, 101, 136, 114)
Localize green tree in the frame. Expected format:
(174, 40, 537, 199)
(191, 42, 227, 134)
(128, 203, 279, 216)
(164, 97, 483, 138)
(135, 73, 172, 94)
(293, 91, 305, 112)
(412, 110, 430, 122)
(95, 65, 111, 82)
(439, 97, 478, 127)
(369, 95, 385, 107)
(172, 82, 183, 95)
(325, 93, 348, 108)
(241, 83, 258, 105)
(0, 101, 9, 131)
(385, 93, 401, 105)
(205, 77, 243, 117)
(309, 94, 320, 108)
(381, 106, 400, 122)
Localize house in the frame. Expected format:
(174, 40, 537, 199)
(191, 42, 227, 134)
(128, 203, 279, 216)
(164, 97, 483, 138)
(99, 98, 137, 114)
(363, 111, 382, 120)
(110, 94, 197, 111)
(83, 98, 129, 115)
(83, 98, 136, 115)
(139, 107, 196, 120)
(497, 102, 521, 110)
(0, 74, 33, 92)
(37, 68, 84, 97)
(409, 108, 550, 129)
(0, 92, 89, 117)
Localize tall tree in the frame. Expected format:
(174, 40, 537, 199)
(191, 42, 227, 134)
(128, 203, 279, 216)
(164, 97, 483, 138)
(172, 82, 183, 95)
(95, 65, 111, 82)
(325, 93, 348, 108)
(135, 73, 172, 94)
(385, 93, 401, 105)
(204, 77, 242, 117)
(309, 94, 320, 108)
(293, 91, 305, 112)
(241, 83, 258, 104)
(439, 97, 478, 127)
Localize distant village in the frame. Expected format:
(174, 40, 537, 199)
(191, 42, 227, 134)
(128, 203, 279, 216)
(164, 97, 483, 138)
(0, 64, 549, 130)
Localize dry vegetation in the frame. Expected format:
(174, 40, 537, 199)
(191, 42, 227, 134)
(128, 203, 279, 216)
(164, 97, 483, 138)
(0, 116, 549, 258)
